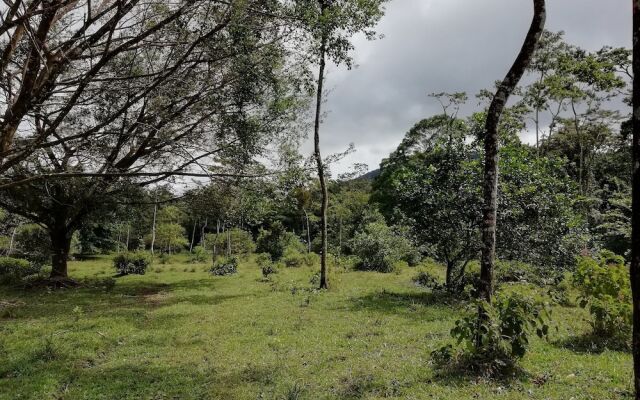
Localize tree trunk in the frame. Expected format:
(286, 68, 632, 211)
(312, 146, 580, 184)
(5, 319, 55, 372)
(7, 226, 16, 256)
(304, 208, 311, 253)
(445, 261, 455, 289)
(49, 226, 73, 280)
(150, 199, 158, 255)
(126, 224, 130, 251)
(314, 0, 330, 290)
(630, 2, 640, 397)
(479, 0, 546, 303)
(190, 220, 197, 252)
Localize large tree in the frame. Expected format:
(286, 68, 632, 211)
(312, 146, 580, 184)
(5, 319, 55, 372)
(479, 0, 546, 302)
(0, 1, 302, 282)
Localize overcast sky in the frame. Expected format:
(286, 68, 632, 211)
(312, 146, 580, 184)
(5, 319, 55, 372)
(307, 0, 631, 175)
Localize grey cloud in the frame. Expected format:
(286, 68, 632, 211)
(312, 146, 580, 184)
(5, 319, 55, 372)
(305, 0, 631, 175)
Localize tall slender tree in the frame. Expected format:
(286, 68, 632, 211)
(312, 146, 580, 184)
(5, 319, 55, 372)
(313, 0, 330, 288)
(479, 0, 546, 302)
(296, 0, 387, 289)
(630, 1, 640, 397)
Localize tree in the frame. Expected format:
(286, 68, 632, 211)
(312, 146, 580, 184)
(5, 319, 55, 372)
(0, 2, 302, 283)
(373, 112, 582, 290)
(630, 1, 640, 396)
(479, 0, 546, 302)
(295, 0, 387, 289)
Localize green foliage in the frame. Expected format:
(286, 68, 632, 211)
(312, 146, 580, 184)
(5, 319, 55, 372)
(189, 246, 208, 263)
(434, 294, 551, 377)
(350, 220, 414, 273)
(210, 257, 238, 276)
(412, 271, 442, 290)
(205, 228, 256, 258)
(0, 257, 39, 282)
(146, 223, 189, 253)
(373, 114, 584, 285)
(282, 247, 305, 268)
(573, 250, 631, 339)
(256, 222, 304, 260)
(113, 252, 152, 276)
(14, 224, 51, 265)
(257, 253, 278, 278)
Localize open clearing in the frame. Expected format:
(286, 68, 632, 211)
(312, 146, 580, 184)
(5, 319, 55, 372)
(0, 255, 632, 399)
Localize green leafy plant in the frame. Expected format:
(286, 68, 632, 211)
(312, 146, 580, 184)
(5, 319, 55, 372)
(210, 257, 238, 276)
(433, 293, 551, 377)
(257, 253, 278, 278)
(0, 256, 39, 283)
(350, 221, 415, 273)
(113, 252, 152, 276)
(572, 250, 631, 340)
(189, 246, 208, 263)
(412, 271, 442, 290)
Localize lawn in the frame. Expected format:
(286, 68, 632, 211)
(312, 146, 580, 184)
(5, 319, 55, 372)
(0, 255, 633, 399)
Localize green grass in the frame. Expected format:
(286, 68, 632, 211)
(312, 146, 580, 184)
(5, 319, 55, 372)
(0, 255, 633, 399)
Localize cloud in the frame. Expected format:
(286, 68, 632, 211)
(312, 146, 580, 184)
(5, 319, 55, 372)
(303, 0, 631, 175)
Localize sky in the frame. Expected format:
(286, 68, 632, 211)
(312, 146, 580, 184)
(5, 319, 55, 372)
(308, 0, 631, 175)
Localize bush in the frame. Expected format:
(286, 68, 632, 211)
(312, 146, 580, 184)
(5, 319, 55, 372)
(257, 253, 278, 278)
(256, 222, 304, 260)
(412, 271, 443, 290)
(210, 257, 238, 276)
(302, 252, 320, 267)
(282, 247, 305, 268)
(113, 252, 151, 276)
(350, 222, 415, 273)
(0, 257, 39, 282)
(573, 250, 631, 339)
(14, 224, 51, 265)
(432, 293, 551, 378)
(189, 246, 208, 263)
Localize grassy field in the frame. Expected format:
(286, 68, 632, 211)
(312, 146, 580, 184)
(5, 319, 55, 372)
(0, 255, 633, 399)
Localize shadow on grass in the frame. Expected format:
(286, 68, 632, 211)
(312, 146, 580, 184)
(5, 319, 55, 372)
(348, 289, 465, 319)
(555, 333, 631, 354)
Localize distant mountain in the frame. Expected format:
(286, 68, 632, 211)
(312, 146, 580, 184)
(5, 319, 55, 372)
(357, 169, 380, 181)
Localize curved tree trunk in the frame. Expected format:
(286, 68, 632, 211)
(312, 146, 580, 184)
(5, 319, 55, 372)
(479, 0, 546, 302)
(630, 1, 640, 397)
(314, 0, 330, 290)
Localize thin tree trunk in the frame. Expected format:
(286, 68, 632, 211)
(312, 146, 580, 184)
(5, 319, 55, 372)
(190, 220, 197, 252)
(479, 0, 546, 303)
(126, 224, 130, 252)
(7, 226, 16, 256)
(630, 2, 640, 397)
(150, 196, 158, 255)
(314, 0, 330, 290)
(304, 208, 311, 253)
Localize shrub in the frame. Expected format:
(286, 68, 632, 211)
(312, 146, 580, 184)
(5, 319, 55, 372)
(0, 257, 39, 282)
(412, 271, 442, 290)
(256, 222, 304, 260)
(257, 253, 278, 278)
(14, 224, 51, 265)
(302, 252, 320, 267)
(432, 293, 551, 377)
(113, 252, 151, 276)
(573, 250, 631, 339)
(189, 246, 208, 263)
(210, 257, 238, 276)
(282, 247, 305, 268)
(350, 222, 415, 273)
